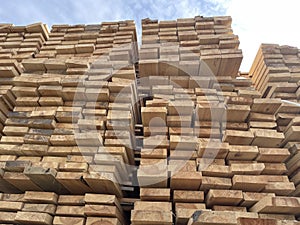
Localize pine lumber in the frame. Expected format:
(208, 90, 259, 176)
(250, 196, 300, 215)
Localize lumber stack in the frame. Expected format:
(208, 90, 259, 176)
(0, 21, 139, 199)
(0, 23, 49, 61)
(131, 17, 299, 224)
(0, 191, 126, 225)
(0, 23, 49, 141)
(249, 44, 300, 100)
(140, 16, 243, 78)
(0, 17, 300, 225)
(132, 17, 300, 225)
(285, 133, 300, 198)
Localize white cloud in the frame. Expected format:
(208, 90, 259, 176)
(226, 0, 300, 71)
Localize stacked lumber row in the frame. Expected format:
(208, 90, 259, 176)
(36, 21, 137, 64)
(135, 75, 299, 224)
(0, 23, 49, 138)
(139, 16, 242, 78)
(0, 21, 139, 198)
(279, 110, 300, 198)
(249, 44, 300, 100)
(0, 23, 49, 61)
(0, 191, 126, 225)
(0, 18, 300, 225)
(0, 59, 21, 143)
(133, 17, 300, 225)
(132, 190, 300, 225)
(262, 52, 300, 200)
(0, 84, 16, 140)
(224, 98, 285, 147)
(135, 106, 300, 224)
(273, 98, 300, 200)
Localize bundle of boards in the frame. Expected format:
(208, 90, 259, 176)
(0, 16, 299, 225)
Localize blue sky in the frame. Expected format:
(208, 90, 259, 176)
(1, 0, 299, 71)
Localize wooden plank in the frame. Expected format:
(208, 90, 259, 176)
(237, 218, 277, 225)
(53, 216, 85, 225)
(250, 196, 300, 215)
(249, 112, 276, 122)
(170, 171, 202, 190)
(262, 163, 287, 175)
(3, 172, 43, 192)
(230, 163, 265, 175)
(200, 176, 232, 191)
(140, 188, 170, 201)
(57, 195, 85, 206)
(84, 204, 124, 222)
(56, 172, 93, 194)
(22, 203, 56, 215)
(201, 164, 232, 177)
(0, 201, 23, 211)
(4, 160, 31, 172)
(187, 210, 257, 225)
(170, 135, 198, 150)
(195, 103, 225, 121)
(15, 211, 53, 225)
(50, 135, 76, 146)
(24, 191, 58, 204)
(284, 126, 300, 143)
(251, 129, 284, 147)
(94, 153, 127, 179)
(1, 193, 24, 202)
(263, 182, 295, 195)
(2, 126, 28, 136)
(223, 130, 254, 145)
(256, 148, 290, 162)
(175, 203, 206, 225)
(137, 163, 168, 188)
(206, 189, 243, 207)
(251, 98, 282, 114)
(200, 51, 221, 77)
(55, 205, 84, 217)
(0, 212, 17, 223)
(226, 105, 250, 122)
(173, 190, 204, 203)
(213, 205, 246, 212)
(83, 172, 123, 198)
(20, 144, 48, 156)
(249, 121, 277, 129)
(84, 193, 122, 212)
(226, 145, 259, 161)
(139, 60, 159, 77)
(0, 169, 21, 193)
(232, 175, 267, 192)
(140, 148, 167, 159)
(131, 210, 172, 225)
(22, 58, 46, 72)
(86, 217, 121, 225)
(39, 97, 63, 106)
(197, 140, 229, 159)
(59, 162, 88, 172)
(24, 166, 69, 194)
(141, 107, 167, 127)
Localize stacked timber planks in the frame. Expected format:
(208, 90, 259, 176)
(0, 23, 49, 141)
(0, 23, 49, 61)
(249, 44, 300, 100)
(0, 21, 139, 199)
(250, 44, 300, 204)
(0, 191, 126, 224)
(131, 17, 300, 225)
(140, 16, 243, 78)
(0, 17, 300, 225)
